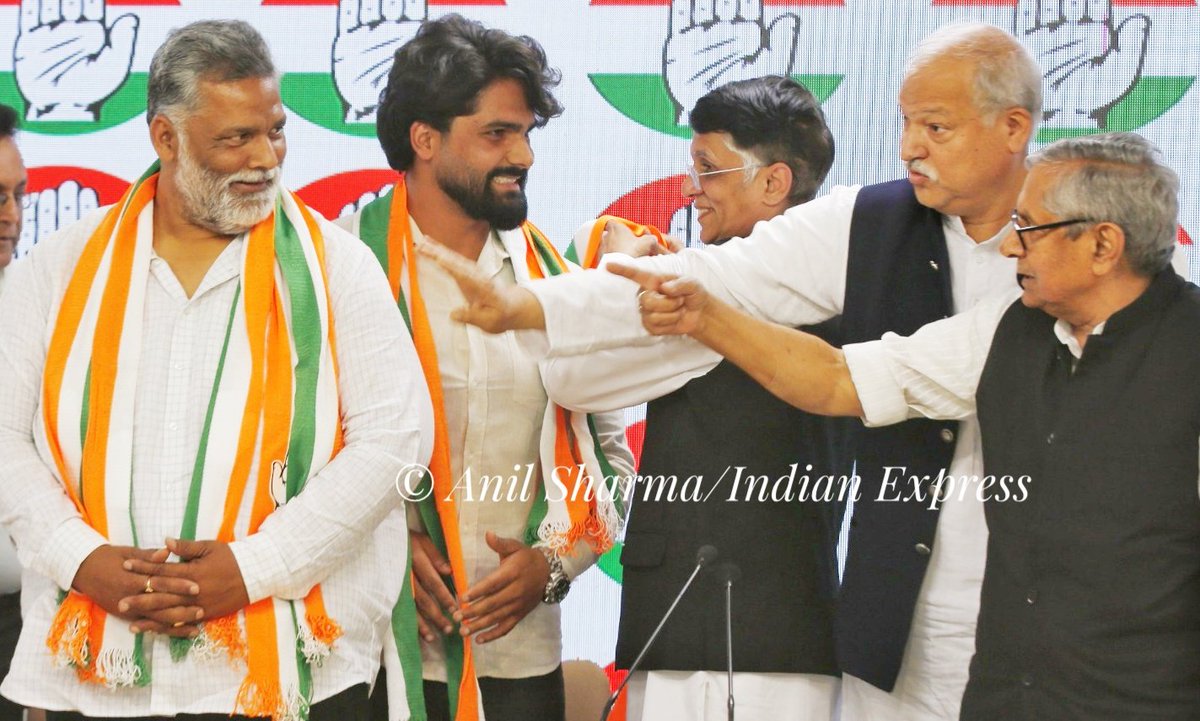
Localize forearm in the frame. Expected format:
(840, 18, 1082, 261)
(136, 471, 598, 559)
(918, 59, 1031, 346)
(691, 297, 864, 417)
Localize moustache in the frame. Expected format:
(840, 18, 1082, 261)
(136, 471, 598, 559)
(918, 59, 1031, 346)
(226, 168, 280, 188)
(907, 159, 938, 182)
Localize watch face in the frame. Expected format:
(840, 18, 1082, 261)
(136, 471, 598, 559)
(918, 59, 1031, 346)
(544, 572, 570, 604)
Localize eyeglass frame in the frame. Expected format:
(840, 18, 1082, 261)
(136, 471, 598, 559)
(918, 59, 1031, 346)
(683, 163, 760, 188)
(1009, 210, 1091, 251)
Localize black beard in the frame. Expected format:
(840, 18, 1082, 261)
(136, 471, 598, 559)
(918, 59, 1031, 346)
(438, 165, 529, 230)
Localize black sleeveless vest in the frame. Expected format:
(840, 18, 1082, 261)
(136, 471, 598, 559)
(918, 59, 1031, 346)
(615, 346, 841, 674)
(963, 271, 1200, 720)
(835, 180, 959, 690)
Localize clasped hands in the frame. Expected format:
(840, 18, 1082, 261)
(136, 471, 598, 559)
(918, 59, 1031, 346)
(71, 538, 250, 639)
(409, 529, 550, 646)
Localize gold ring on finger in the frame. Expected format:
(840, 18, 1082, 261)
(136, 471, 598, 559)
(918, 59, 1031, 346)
(144, 577, 154, 594)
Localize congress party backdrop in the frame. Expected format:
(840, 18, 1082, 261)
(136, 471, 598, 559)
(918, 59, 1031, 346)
(4, 0, 1198, 691)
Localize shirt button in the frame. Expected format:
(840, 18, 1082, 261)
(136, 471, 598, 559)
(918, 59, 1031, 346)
(940, 428, 955, 444)
(914, 543, 932, 556)
(173, 362, 184, 371)
(168, 422, 178, 431)
(1026, 589, 1038, 605)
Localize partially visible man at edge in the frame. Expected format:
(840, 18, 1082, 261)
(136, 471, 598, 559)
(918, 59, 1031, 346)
(0, 101, 32, 721)
(0, 20, 431, 720)
(336, 15, 634, 721)
(561, 75, 844, 720)
(420, 22, 1043, 720)
(0, 102, 25, 297)
(619, 131, 1200, 721)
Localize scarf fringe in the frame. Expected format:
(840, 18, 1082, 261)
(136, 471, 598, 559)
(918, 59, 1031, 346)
(46, 593, 93, 675)
(94, 646, 144, 688)
(299, 611, 342, 666)
(234, 676, 308, 721)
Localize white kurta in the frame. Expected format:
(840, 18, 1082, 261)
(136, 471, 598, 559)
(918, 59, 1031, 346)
(0, 207, 432, 716)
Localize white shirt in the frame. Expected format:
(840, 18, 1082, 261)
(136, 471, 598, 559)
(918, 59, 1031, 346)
(0, 205, 433, 715)
(521, 185, 1016, 719)
(336, 212, 635, 681)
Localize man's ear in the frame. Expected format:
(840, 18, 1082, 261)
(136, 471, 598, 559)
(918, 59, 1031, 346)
(1001, 106, 1034, 154)
(1090, 221, 1126, 276)
(149, 114, 180, 163)
(761, 162, 794, 207)
(410, 121, 440, 162)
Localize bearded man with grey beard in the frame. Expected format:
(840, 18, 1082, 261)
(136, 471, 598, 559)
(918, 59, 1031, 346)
(0, 20, 432, 721)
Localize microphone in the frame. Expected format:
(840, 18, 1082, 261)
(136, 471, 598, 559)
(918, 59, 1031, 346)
(599, 545, 718, 721)
(716, 562, 741, 721)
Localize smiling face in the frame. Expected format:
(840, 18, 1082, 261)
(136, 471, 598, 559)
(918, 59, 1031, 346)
(162, 75, 286, 235)
(1000, 163, 1099, 320)
(432, 77, 535, 230)
(683, 132, 770, 244)
(0, 136, 26, 269)
(898, 57, 1029, 227)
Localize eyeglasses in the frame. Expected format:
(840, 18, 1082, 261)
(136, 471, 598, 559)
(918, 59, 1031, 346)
(0, 190, 29, 210)
(1010, 211, 1090, 251)
(684, 163, 759, 188)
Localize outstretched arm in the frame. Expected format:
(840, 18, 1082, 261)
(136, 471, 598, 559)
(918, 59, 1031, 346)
(610, 262, 864, 417)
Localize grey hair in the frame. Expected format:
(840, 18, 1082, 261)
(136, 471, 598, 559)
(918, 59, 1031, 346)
(147, 20, 276, 123)
(1030, 132, 1179, 276)
(905, 22, 1042, 132)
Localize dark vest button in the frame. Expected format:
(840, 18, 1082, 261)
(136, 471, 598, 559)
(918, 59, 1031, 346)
(1046, 432, 1055, 444)
(940, 428, 955, 444)
(1021, 673, 1035, 688)
(1025, 589, 1038, 605)
(914, 543, 932, 556)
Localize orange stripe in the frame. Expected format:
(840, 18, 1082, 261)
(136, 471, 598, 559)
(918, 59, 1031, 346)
(78, 178, 157, 537)
(217, 218, 275, 541)
(235, 599, 284, 719)
(249, 286, 293, 530)
(42, 178, 156, 518)
(388, 180, 480, 721)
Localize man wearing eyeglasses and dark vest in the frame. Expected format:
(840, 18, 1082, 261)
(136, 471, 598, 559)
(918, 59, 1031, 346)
(559, 75, 842, 720)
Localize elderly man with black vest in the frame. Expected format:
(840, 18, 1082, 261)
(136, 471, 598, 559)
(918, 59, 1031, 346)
(615, 131, 1199, 721)
(417, 22, 1041, 720)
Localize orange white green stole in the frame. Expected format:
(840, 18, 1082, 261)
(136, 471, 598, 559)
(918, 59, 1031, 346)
(38, 164, 344, 721)
(354, 178, 626, 721)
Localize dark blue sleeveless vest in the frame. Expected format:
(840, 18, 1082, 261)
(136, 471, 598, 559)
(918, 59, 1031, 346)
(835, 179, 959, 690)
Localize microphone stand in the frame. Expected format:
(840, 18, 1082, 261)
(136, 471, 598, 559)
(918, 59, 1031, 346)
(716, 562, 742, 721)
(599, 545, 719, 721)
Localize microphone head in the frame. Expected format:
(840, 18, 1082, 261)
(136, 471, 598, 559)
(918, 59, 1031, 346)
(695, 545, 719, 567)
(715, 562, 742, 584)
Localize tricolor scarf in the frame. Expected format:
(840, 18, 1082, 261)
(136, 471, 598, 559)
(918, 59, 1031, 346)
(37, 164, 344, 721)
(354, 178, 625, 721)
(563, 215, 670, 270)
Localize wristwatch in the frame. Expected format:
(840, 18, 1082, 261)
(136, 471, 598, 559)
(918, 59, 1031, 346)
(537, 546, 571, 604)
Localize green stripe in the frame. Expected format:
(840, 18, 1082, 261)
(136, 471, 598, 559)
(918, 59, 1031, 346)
(79, 364, 91, 504)
(274, 200, 324, 500)
(357, 190, 414, 333)
(291, 602, 314, 720)
(563, 239, 579, 265)
(587, 414, 625, 518)
(527, 225, 564, 277)
(391, 542, 428, 721)
(179, 284, 241, 542)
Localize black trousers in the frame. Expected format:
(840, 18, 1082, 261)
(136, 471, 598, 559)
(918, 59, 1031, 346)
(0, 592, 22, 721)
(46, 682, 369, 721)
(370, 667, 564, 721)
